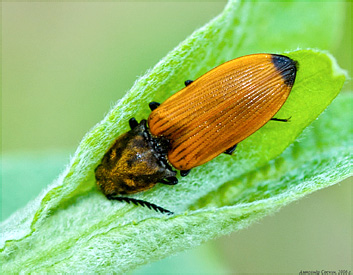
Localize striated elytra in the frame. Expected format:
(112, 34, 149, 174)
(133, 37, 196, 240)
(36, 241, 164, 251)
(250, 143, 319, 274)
(95, 54, 298, 214)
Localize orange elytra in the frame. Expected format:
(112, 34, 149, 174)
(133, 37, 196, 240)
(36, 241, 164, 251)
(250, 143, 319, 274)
(95, 53, 298, 214)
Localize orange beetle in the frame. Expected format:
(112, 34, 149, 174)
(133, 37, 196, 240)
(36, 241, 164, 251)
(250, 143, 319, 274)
(95, 54, 297, 214)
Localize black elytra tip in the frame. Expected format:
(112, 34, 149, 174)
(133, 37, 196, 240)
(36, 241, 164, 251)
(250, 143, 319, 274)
(184, 80, 193, 86)
(271, 54, 298, 87)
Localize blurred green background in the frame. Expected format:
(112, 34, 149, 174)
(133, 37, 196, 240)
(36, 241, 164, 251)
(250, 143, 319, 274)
(2, 2, 351, 273)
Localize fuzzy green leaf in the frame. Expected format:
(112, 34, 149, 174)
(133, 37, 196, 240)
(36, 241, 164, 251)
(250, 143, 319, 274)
(1, 1, 349, 273)
(1, 92, 351, 273)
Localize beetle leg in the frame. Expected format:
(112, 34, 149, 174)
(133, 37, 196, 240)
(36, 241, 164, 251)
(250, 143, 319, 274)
(149, 102, 160, 111)
(180, 170, 191, 177)
(224, 144, 237, 155)
(159, 176, 178, 185)
(270, 116, 291, 122)
(184, 80, 193, 86)
(129, 117, 138, 130)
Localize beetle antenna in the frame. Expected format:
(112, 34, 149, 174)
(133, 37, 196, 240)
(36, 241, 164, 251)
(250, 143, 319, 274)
(106, 195, 174, 215)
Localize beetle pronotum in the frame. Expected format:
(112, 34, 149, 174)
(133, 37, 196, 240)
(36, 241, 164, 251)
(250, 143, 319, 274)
(95, 54, 298, 214)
